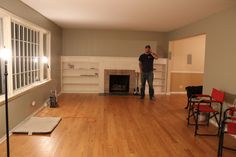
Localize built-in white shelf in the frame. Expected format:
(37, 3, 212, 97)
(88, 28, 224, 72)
(61, 60, 100, 93)
(141, 59, 168, 94)
(61, 56, 168, 94)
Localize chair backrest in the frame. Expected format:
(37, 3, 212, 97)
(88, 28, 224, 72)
(211, 88, 225, 103)
(185, 86, 203, 98)
(229, 107, 236, 116)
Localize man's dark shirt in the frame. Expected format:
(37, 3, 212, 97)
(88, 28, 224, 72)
(139, 53, 154, 72)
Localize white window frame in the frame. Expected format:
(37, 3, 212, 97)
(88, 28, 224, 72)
(0, 8, 51, 102)
(41, 31, 51, 81)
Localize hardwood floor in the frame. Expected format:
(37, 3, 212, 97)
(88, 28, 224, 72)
(0, 94, 235, 157)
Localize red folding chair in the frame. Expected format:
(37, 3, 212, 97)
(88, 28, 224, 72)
(194, 88, 225, 136)
(217, 107, 236, 157)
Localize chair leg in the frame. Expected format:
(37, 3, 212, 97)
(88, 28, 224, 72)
(213, 115, 220, 136)
(217, 123, 225, 157)
(207, 113, 210, 126)
(185, 99, 190, 109)
(187, 102, 192, 125)
(218, 104, 223, 135)
(194, 108, 200, 136)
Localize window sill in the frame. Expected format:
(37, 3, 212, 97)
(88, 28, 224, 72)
(0, 79, 52, 106)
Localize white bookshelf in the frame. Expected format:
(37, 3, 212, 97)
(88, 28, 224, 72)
(142, 59, 168, 94)
(61, 61, 100, 93)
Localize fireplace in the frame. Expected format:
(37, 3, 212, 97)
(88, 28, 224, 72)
(109, 75, 130, 93)
(104, 69, 135, 94)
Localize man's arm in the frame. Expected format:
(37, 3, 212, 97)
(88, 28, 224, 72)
(139, 61, 142, 73)
(151, 52, 159, 59)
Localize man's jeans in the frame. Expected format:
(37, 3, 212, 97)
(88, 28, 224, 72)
(141, 72, 154, 98)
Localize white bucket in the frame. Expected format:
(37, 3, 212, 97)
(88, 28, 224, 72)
(198, 113, 207, 122)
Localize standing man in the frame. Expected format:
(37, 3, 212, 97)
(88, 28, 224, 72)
(139, 45, 158, 100)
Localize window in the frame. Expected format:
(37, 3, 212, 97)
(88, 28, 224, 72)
(0, 18, 5, 95)
(43, 33, 50, 80)
(0, 8, 51, 100)
(11, 21, 41, 90)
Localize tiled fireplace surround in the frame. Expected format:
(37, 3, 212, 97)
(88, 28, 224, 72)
(104, 69, 136, 94)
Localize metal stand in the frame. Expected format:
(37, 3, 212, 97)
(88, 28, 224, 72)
(4, 60, 10, 157)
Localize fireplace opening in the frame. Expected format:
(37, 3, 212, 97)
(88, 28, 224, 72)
(109, 75, 130, 94)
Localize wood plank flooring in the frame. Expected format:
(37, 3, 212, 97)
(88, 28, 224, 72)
(0, 94, 235, 157)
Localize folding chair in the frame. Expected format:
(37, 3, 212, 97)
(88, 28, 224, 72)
(185, 86, 203, 109)
(186, 86, 203, 125)
(194, 88, 225, 136)
(217, 107, 236, 157)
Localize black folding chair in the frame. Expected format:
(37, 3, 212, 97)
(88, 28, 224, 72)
(185, 86, 203, 109)
(185, 86, 203, 125)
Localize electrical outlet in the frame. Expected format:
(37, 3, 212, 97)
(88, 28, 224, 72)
(187, 54, 192, 64)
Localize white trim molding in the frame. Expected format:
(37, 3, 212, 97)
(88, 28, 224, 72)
(170, 91, 186, 94)
(171, 71, 204, 74)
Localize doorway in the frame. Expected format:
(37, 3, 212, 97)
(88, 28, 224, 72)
(167, 34, 206, 94)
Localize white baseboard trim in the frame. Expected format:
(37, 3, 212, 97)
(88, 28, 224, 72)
(0, 102, 46, 144)
(170, 91, 186, 94)
(171, 71, 204, 74)
(61, 91, 99, 94)
(166, 92, 171, 95)
(157, 93, 168, 95)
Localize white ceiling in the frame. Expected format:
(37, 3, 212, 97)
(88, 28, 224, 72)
(21, 0, 236, 32)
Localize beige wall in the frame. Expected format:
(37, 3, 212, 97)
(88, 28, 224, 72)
(0, 0, 62, 137)
(168, 35, 205, 92)
(63, 29, 168, 57)
(170, 73, 203, 92)
(168, 6, 236, 96)
(170, 35, 206, 72)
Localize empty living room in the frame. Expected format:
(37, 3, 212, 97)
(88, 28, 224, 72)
(0, 0, 236, 157)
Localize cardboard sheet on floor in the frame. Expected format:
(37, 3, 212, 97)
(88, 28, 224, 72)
(13, 117, 61, 135)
